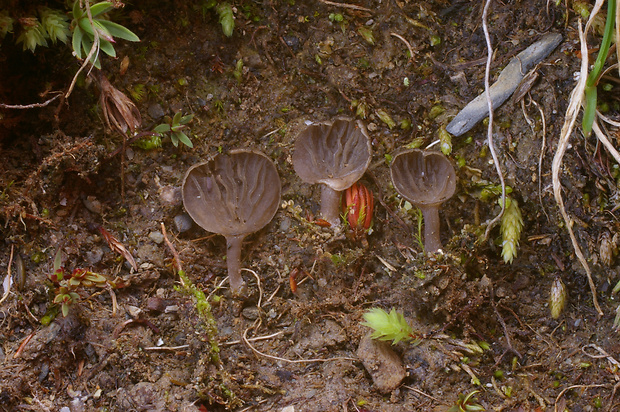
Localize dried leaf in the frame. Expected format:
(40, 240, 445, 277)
(98, 226, 138, 271)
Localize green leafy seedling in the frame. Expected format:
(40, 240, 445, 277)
(70, 1, 140, 69)
(447, 390, 485, 412)
(153, 112, 195, 148)
(361, 307, 420, 345)
(216, 2, 234, 37)
(582, 0, 615, 136)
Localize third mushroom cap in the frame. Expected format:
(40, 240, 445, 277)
(292, 117, 371, 228)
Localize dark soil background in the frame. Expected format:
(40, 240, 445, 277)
(2, 1, 620, 411)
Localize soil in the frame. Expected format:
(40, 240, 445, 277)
(2, 1, 620, 411)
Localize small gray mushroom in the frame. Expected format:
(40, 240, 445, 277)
(182, 149, 281, 295)
(390, 149, 456, 253)
(292, 117, 371, 228)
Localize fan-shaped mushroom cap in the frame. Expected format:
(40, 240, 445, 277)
(182, 149, 281, 237)
(182, 149, 281, 295)
(390, 149, 456, 207)
(292, 117, 371, 191)
(390, 149, 456, 253)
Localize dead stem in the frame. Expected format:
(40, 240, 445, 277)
(554, 384, 608, 412)
(482, 0, 507, 240)
(491, 287, 522, 359)
(0, 94, 61, 109)
(402, 385, 442, 403)
(0, 245, 14, 305)
(66, 0, 101, 99)
(242, 327, 357, 364)
(161, 223, 186, 288)
(241, 268, 263, 308)
(317, 0, 372, 12)
(390, 32, 415, 61)
(551, 19, 603, 316)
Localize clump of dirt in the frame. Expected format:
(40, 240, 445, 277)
(2, 1, 620, 411)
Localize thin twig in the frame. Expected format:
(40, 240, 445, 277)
(222, 331, 284, 346)
(0, 245, 14, 305)
(318, 0, 372, 12)
(482, 0, 507, 240)
(242, 327, 357, 363)
(491, 287, 522, 359)
(554, 384, 608, 412)
(390, 32, 415, 61)
(241, 268, 263, 308)
(0, 94, 61, 109)
(143, 345, 190, 351)
(402, 385, 442, 403)
(551, 19, 603, 316)
(66, 0, 101, 99)
(161, 223, 186, 289)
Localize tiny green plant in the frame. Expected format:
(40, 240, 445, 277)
(447, 390, 485, 412)
(11, 7, 71, 52)
(361, 307, 421, 345)
(47, 249, 116, 318)
(499, 196, 523, 264)
(153, 112, 195, 148)
(202, 1, 235, 37)
(582, 0, 615, 136)
(70, 1, 140, 69)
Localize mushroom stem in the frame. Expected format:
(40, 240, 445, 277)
(420, 204, 442, 253)
(320, 184, 342, 228)
(226, 234, 246, 295)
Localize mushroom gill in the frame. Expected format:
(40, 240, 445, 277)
(182, 149, 281, 295)
(292, 117, 371, 228)
(390, 149, 456, 253)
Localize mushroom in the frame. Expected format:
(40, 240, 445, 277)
(292, 117, 371, 228)
(182, 149, 281, 295)
(389, 149, 456, 253)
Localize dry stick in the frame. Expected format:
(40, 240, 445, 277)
(317, 0, 372, 12)
(617, 0, 620, 78)
(0, 245, 14, 305)
(222, 331, 284, 346)
(161, 223, 187, 288)
(402, 385, 442, 403)
(242, 327, 357, 364)
(0, 94, 61, 109)
(241, 268, 263, 308)
(532, 98, 550, 221)
(551, 19, 604, 317)
(593, 121, 620, 164)
(482, 0, 507, 241)
(490, 287, 522, 359)
(554, 384, 608, 412)
(65, 0, 101, 100)
(390, 32, 415, 61)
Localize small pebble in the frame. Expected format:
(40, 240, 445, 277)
(85, 248, 104, 266)
(149, 231, 164, 244)
(164, 305, 179, 313)
(146, 297, 166, 313)
(174, 214, 193, 233)
(147, 102, 165, 119)
(127, 305, 142, 318)
(242, 307, 260, 320)
(82, 196, 103, 214)
(159, 185, 182, 206)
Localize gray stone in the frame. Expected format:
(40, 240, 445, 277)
(357, 334, 406, 393)
(174, 214, 193, 233)
(147, 103, 165, 119)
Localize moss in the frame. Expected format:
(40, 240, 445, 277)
(178, 270, 220, 364)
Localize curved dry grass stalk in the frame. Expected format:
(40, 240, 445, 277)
(551, 19, 603, 316)
(481, 0, 507, 241)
